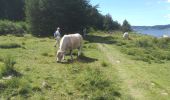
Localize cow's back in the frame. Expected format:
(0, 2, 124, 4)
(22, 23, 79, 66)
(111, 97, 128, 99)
(59, 33, 82, 51)
(69, 34, 82, 49)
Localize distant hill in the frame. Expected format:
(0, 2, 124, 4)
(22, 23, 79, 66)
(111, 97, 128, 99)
(132, 24, 170, 30)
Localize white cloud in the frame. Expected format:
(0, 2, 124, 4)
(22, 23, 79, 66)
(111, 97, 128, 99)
(166, 0, 170, 3)
(165, 14, 170, 20)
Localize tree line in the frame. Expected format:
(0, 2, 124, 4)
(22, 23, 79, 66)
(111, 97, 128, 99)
(0, 0, 132, 36)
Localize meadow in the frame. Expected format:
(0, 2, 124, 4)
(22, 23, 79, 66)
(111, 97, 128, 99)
(0, 32, 170, 100)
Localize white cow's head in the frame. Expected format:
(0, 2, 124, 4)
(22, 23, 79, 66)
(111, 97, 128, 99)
(56, 50, 64, 62)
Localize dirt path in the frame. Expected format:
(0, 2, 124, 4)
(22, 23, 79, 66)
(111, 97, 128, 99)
(97, 43, 145, 100)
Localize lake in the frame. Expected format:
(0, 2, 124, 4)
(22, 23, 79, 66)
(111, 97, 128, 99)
(133, 28, 170, 37)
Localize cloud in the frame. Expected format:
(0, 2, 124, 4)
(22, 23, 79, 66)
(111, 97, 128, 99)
(165, 14, 170, 20)
(166, 0, 170, 3)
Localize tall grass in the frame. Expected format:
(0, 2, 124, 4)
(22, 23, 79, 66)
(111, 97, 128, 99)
(115, 33, 170, 63)
(0, 56, 16, 77)
(0, 77, 32, 98)
(75, 67, 121, 99)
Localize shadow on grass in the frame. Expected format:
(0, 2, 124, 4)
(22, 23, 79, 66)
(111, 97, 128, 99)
(77, 55, 98, 63)
(3, 70, 22, 78)
(60, 55, 98, 64)
(85, 35, 117, 44)
(0, 43, 21, 49)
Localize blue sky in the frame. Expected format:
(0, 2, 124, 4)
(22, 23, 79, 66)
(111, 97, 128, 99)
(90, 0, 170, 26)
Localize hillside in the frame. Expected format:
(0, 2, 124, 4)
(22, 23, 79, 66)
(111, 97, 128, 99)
(0, 32, 170, 100)
(132, 24, 170, 30)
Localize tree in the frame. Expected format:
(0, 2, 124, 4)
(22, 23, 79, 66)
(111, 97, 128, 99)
(103, 14, 120, 31)
(121, 19, 132, 32)
(0, 0, 25, 20)
(86, 5, 104, 30)
(25, 0, 91, 36)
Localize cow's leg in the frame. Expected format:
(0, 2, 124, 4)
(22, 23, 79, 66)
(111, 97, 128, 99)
(78, 47, 81, 57)
(62, 52, 65, 61)
(70, 50, 73, 60)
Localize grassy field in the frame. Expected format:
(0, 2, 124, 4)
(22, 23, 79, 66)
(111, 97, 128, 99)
(0, 32, 170, 100)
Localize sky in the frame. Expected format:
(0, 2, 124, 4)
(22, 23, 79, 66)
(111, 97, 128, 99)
(90, 0, 170, 26)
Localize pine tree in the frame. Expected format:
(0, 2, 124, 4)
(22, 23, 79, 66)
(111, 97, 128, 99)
(25, 0, 91, 36)
(121, 20, 132, 32)
(0, 0, 25, 20)
(103, 14, 120, 31)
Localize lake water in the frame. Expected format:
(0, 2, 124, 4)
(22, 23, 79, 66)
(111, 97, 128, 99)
(133, 28, 170, 37)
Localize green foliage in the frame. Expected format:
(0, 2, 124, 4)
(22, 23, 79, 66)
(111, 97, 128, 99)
(0, 0, 25, 20)
(0, 20, 27, 35)
(103, 14, 121, 31)
(121, 20, 132, 32)
(0, 43, 21, 49)
(115, 33, 170, 63)
(25, 0, 91, 36)
(25, 0, 122, 36)
(0, 56, 16, 76)
(86, 5, 104, 30)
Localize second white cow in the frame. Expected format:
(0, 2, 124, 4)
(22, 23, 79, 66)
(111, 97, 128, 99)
(123, 32, 129, 39)
(56, 33, 83, 62)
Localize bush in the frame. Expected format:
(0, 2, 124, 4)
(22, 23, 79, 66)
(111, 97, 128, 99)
(156, 38, 170, 49)
(0, 20, 28, 36)
(135, 38, 153, 48)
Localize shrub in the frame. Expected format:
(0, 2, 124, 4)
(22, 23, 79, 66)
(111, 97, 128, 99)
(0, 20, 28, 36)
(156, 38, 170, 49)
(135, 38, 152, 48)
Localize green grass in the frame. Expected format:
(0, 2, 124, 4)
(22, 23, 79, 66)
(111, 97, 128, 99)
(0, 34, 121, 99)
(0, 32, 170, 100)
(0, 43, 21, 49)
(0, 56, 18, 77)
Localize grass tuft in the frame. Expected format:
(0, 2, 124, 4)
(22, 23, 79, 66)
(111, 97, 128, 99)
(41, 52, 48, 56)
(0, 56, 16, 76)
(101, 61, 109, 67)
(75, 68, 121, 99)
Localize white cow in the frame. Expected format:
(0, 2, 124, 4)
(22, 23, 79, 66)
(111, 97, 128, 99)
(56, 33, 83, 62)
(162, 34, 169, 38)
(123, 32, 129, 39)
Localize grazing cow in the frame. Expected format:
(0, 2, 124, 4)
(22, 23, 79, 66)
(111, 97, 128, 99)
(162, 34, 169, 38)
(54, 27, 61, 47)
(123, 32, 129, 39)
(56, 33, 83, 62)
